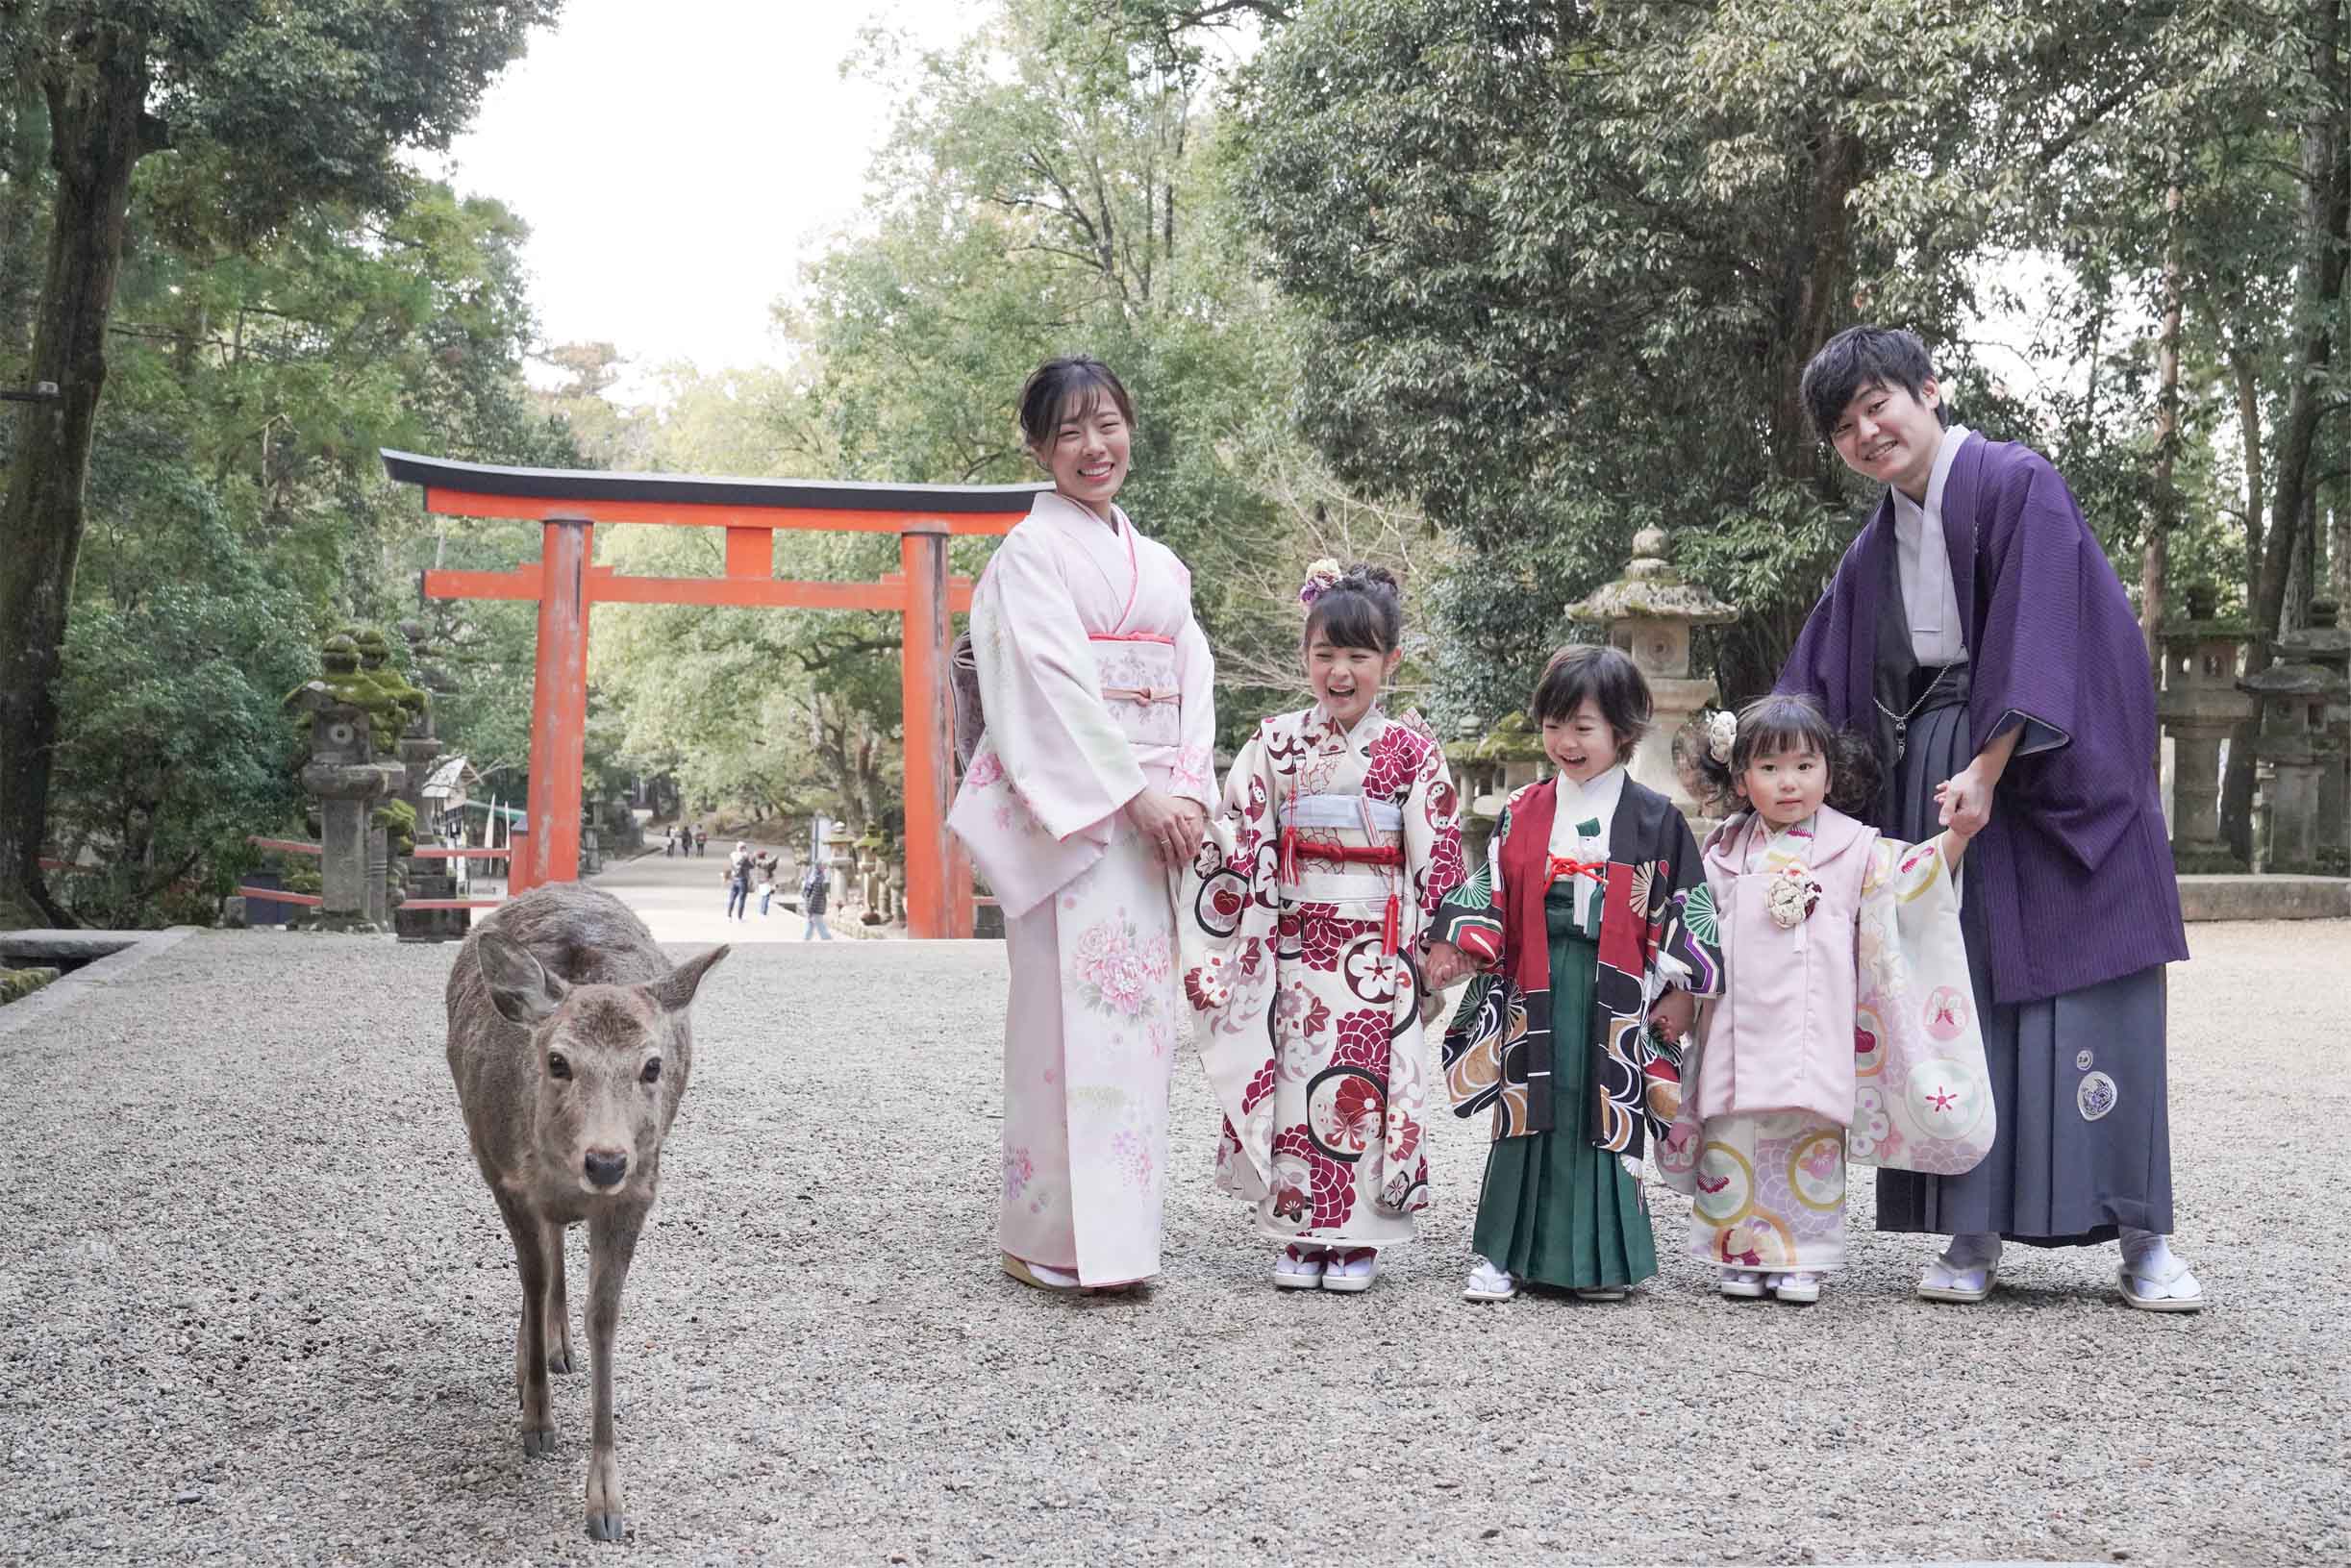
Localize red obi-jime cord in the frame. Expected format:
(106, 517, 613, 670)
(1546, 856, 1607, 885)
(1281, 826, 1407, 955)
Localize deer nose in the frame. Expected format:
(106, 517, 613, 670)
(584, 1149, 629, 1188)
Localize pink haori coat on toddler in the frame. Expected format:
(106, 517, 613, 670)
(948, 491, 1217, 1287)
(1656, 805, 1992, 1275)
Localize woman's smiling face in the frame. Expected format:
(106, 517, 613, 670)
(1034, 389, 1130, 518)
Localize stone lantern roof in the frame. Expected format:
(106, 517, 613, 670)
(1566, 527, 1737, 626)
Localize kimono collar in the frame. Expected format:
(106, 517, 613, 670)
(1032, 487, 1129, 536)
(1554, 764, 1625, 834)
(1705, 803, 1870, 875)
(1306, 702, 1386, 754)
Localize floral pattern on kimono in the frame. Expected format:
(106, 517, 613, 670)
(1182, 705, 1466, 1243)
(1432, 775, 1720, 1157)
(1656, 811, 1989, 1202)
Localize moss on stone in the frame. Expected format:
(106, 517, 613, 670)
(373, 797, 418, 858)
(1, 967, 61, 1005)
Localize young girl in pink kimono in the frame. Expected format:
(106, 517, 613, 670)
(1181, 562, 1468, 1293)
(1661, 694, 1982, 1305)
(948, 357, 1218, 1293)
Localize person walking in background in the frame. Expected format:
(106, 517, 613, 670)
(1778, 326, 2198, 1310)
(723, 848, 753, 922)
(663, 824, 676, 858)
(755, 850, 779, 916)
(799, 860, 834, 941)
(694, 824, 709, 858)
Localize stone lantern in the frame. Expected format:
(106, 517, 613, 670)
(2156, 587, 2257, 874)
(2238, 655, 2347, 875)
(286, 635, 406, 933)
(1566, 525, 1737, 822)
(2273, 598, 2350, 873)
(823, 821, 857, 910)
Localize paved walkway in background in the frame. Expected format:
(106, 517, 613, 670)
(592, 834, 821, 946)
(1, 919, 2343, 1565)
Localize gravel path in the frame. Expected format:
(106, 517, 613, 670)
(2, 918, 2343, 1566)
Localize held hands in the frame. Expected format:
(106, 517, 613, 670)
(1126, 786, 1206, 868)
(1935, 765, 1993, 838)
(1420, 938, 1471, 989)
(1648, 987, 1696, 1046)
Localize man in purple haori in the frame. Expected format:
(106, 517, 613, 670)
(1776, 326, 2202, 1311)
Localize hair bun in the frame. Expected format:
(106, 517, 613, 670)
(1334, 563, 1400, 601)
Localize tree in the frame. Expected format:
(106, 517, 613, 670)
(0, 1, 558, 927)
(1233, 0, 2199, 718)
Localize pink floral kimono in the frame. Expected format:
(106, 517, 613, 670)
(947, 490, 1216, 1286)
(1181, 705, 1467, 1248)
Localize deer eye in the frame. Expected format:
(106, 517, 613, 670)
(640, 1058, 662, 1084)
(547, 1053, 571, 1082)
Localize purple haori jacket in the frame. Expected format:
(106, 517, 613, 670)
(1777, 436, 2188, 1006)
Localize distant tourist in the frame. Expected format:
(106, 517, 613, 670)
(946, 354, 1216, 1294)
(722, 848, 753, 922)
(798, 860, 833, 941)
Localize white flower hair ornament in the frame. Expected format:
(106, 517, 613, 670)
(1705, 708, 1738, 765)
(1297, 558, 1343, 607)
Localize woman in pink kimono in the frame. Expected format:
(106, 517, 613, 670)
(1659, 694, 1985, 1305)
(948, 357, 1218, 1292)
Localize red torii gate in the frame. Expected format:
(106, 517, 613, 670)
(383, 451, 1043, 938)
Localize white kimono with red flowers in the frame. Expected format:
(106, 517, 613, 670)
(948, 491, 1216, 1286)
(1181, 704, 1467, 1247)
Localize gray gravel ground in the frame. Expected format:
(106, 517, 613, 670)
(2, 916, 2344, 1567)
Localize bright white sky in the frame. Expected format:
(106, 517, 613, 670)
(428, 0, 983, 397)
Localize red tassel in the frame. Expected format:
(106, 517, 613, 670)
(1281, 826, 1298, 885)
(1383, 893, 1400, 956)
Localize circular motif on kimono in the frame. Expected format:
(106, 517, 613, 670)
(1193, 868, 1251, 938)
(1717, 1213, 1796, 1270)
(1341, 933, 1403, 1006)
(2075, 1048, 2096, 1071)
(1304, 1065, 1386, 1162)
(2077, 1070, 2119, 1123)
(1692, 1142, 1754, 1226)
(1853, 1004, 1887, 1078)
(1905, 1058, 1988, 1138)
(1787, 1132, 1846, 1211)
(1923, 985, 1971, 1042)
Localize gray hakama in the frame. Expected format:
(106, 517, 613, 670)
(1872, 661, 2175, 1246)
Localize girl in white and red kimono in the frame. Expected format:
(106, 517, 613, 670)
(1182, 561, 1468, 1294)
(1658, 694, 1984, 1305)
(948, 357, 1217, 1292)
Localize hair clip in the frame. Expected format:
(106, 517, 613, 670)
(1706, 709, 1738, 764)
(1297, 558, 1343, 607)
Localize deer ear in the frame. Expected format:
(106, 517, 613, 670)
(646, 944, 728, 1013)
(476, 933, 566, 1026)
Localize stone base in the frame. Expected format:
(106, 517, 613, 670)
(2179, 874, 2351, 922)
(2171, 843, 2249, 876)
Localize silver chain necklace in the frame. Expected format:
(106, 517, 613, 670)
(1874, 665, 1952, 763)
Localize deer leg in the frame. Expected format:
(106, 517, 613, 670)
(541, 1219, 576, 1375)
(581, 1202, 646, 1542)
(492, 1193, 558, 1458)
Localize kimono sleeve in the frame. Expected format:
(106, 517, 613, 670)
(1405, 734, 1468, 925)
(1970, 457, 2087, 763)
(1850, 834, 1993, 1172)
(1168, 612, 1218, 808)
(1430, 802, 1508, 965)
(1649, 811, 1724, 1000)
(1183, 729, 1285, 1189)
(969, 531, 1146, 840)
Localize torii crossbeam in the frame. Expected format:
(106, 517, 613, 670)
(384, 451, 1043, 938)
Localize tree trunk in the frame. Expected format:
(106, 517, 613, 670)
(0, 25, 157, 927)
(2142, 182, 2185, 659)
(0, 32, 48, 379)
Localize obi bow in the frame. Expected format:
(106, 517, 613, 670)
(1102, 684, 1180, 707)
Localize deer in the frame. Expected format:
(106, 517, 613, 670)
(444, 881, 728, 1543)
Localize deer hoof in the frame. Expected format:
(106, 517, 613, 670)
(586, 1510, 627, 1542)
(521, 1428, 558, 1458)
(546, 1346, 575, 1375)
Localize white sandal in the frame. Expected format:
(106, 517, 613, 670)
(1463, 1258, 1515, 1303)
(1320, 1247, 1379, 1294)
(1273, 1245, 1326, 1290)
(1719, 1268, 1766, 1300)
(1773, 1271, 1823, 1305)
(1002, 1254, 1080, 1290)
(1915, 1251, 1996, 1304)
(2118, 1255, 2205, 1312)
